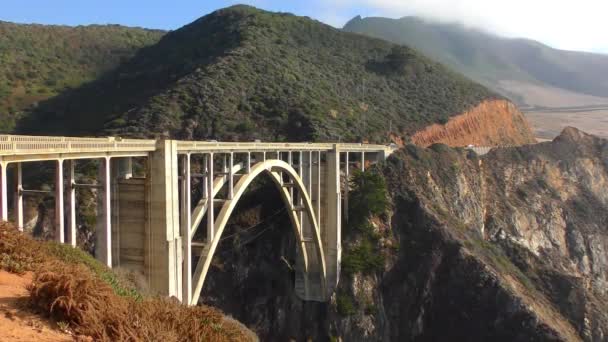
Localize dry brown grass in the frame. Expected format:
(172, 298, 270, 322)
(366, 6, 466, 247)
(0, 222, 45, 274)
(0, 222, 256, 341)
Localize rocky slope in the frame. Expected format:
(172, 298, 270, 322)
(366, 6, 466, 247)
(411, 99, 536, 146)
(201, 127, 608, 341)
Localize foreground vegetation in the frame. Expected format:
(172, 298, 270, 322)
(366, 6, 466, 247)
(0, 222, 255, 341)
(0, 21, 164, 131)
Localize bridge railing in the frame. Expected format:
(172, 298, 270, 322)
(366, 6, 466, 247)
(176, 141, 393, 153)
(0, 135, 156, 155)
(0, 134, 395, 157)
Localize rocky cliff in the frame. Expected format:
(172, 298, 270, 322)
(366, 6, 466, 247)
(411, 99, 536, 147)
(202, 127, 607, 341)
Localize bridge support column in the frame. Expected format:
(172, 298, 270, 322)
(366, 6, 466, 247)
(207, 153, 214, 242)
(55, 160, 65, 243)
(96, 157, 112, 266)
(344, 152, 349, 222)
(1, 162, 8, 221)
(228, 152, 234, 200)
(180, 153, 192, 304)
(67, 160, 76, 246)
(325, 145, 341, 294)
(361, 152, 365, 172)
(14, 163, 23, 230)
(147, 140, 181, 300)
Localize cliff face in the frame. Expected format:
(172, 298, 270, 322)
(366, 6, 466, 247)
(332, 127, 605, 341)
(203, 128, 608, 341)
(411, 99, 536, 147)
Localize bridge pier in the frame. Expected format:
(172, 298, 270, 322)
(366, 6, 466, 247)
(95, 157, 113, 267)
(147, 140, 182, 300)
(55, 160, 65, 243)
(180, 153, 192, 303)
(325, 146, 341, 293)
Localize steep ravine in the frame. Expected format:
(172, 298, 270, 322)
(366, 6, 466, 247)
(202, 127, 607, 341)
(410, 99, 536, 147)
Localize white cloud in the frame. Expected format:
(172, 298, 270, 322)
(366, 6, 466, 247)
(316, 0, 608, 53)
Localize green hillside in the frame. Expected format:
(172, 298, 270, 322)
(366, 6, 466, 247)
(19, 6, 496, 143)
(344, 16, 608, 108)
(0, 21, 164, 131)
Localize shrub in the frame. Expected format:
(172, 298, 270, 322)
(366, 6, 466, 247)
(336, 292, 356, 316)
(348, 169, 389, 226)
(342, 239, 385, 275)
(45, 242, 141, 300)
(29, 261, 253, 341)
(342, 169, 389, 275)
(0, 222, 256, 341)
(0, 222, 45, 274)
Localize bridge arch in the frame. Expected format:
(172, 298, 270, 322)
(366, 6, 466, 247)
(190, 159, 327, 305)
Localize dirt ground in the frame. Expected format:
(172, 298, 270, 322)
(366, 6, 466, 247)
(0, 270, 72, 342)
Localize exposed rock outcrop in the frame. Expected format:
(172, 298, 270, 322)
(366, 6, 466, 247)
(411, 99, 536, 147)
(204, 127, 608, 341)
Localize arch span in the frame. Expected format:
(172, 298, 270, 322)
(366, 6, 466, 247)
(190, 159, 327, 305)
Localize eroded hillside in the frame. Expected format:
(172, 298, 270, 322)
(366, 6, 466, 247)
(411, 99, 536, 146)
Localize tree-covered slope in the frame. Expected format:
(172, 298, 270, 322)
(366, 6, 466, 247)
(0, 21, 164, 131)
(20, 5, 496, 143)
(344, 16, 608, 108)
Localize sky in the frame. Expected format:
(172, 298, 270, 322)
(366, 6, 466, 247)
(1, 0, 606, 54)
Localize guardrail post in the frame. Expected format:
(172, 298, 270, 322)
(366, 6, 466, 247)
(55, 159, 65, 243)
(15, 163, 23, 230)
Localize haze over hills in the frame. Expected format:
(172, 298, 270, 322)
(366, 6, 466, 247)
(17, 5, 533, 145)
(343, 16, 608, 110)
(0, 21, 165, 131)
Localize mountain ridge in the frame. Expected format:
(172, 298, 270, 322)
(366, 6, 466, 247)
(343, 15, 608, 109)
(19, 5, 514, 145)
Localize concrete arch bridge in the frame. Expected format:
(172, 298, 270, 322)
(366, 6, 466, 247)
(0, 135, 394, 305)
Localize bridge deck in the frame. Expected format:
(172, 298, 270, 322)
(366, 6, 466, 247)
(0, 134, 392, 163)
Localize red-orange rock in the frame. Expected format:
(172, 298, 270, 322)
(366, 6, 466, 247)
(411, 99, 535, 147)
